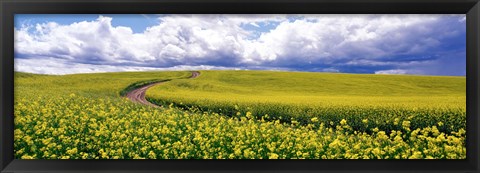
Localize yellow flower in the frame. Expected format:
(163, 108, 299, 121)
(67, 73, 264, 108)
(362, 119, 368, 124)
(402, 121, 411, 130)
(66, 148, 78, 155)
(269, 153, 279, 159)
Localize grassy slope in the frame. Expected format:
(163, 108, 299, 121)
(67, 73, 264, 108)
(148, 70, 465, 106)
(15, 71, 191, 98)
(147, 70, 466, 133)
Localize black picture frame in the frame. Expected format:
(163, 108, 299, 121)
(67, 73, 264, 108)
(1, 0, 479, 172)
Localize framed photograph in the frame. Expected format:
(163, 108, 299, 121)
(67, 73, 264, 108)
(1, 0, 479, 172)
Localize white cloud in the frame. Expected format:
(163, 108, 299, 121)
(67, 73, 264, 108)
(14, 58, 239, 75)
(249, 22, 260, 27)
(375, 69, 410, 75)
(14, 14, 465, 75)
(374, 69, 426, 75)
(321, 67, 340, 73)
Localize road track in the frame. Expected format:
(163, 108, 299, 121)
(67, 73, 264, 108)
(125, 71, 200, 107)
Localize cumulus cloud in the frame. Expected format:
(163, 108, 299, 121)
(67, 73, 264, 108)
(14, 14, 466, 75)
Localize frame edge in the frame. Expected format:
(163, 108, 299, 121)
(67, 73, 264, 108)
(1, 0, 479, 173)
(467, 2, 480, 172)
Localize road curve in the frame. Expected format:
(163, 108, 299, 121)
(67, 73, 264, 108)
(125, 71, 200, 107)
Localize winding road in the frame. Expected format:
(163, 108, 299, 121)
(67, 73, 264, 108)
(125, 71, 200, 107)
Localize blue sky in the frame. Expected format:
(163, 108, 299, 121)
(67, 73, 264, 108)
(15, 14, 160, 33)
(14, 14, 466, 75)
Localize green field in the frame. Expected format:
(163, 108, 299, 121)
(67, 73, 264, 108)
(14, 70, 466, 159)
(147, 70, 465, 134)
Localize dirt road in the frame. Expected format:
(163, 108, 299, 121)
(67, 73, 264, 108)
(125, 71, 200, 107)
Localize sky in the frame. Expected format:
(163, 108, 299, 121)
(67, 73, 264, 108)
(14, 14, 466, 76)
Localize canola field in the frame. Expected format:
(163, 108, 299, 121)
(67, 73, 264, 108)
(14, 70, 466, 159)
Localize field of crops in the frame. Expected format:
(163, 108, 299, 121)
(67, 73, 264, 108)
(147, 71, 466, 134)
(14, 70, 466, 159)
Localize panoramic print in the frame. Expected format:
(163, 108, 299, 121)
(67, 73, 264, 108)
(14, 14, 466, 159)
